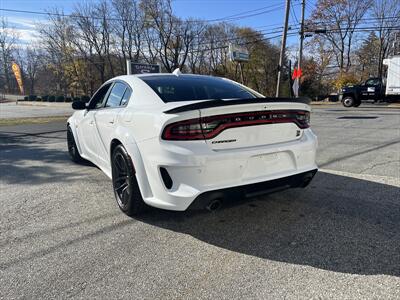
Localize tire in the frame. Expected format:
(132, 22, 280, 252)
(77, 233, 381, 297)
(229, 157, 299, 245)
(353, 100, 361, 107)
(342, 96, 355, 107)
(111, 144, 146, 216)
(67, 126, 84, 163)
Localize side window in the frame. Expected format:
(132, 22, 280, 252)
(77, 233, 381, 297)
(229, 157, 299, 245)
(105, 82, 127, 108)
(120, 88, 132, 106)
(89, 83, 112, 109)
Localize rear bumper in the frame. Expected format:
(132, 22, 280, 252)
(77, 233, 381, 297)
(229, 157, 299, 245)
(134, 128, 318, 211)
(188, 169, 317, 210)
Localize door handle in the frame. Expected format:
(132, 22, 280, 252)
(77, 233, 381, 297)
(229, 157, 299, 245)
(109, 120, 114, 124)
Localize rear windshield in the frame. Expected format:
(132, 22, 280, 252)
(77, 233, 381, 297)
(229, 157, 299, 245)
(141, 75, 257, 102)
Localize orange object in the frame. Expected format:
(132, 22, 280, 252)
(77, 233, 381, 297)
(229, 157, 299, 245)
(12, 62, 24, 95)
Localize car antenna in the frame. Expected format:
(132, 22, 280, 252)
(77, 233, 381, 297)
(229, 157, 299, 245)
(172, 68, 182, 76)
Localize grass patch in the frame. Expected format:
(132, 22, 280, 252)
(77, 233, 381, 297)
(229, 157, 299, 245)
(0, 116, 69, 126)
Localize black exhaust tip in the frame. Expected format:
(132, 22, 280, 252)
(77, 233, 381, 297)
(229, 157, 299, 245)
(206, 199, 222, 212)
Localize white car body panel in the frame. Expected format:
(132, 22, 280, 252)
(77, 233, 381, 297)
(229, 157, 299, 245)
(68, 74, 318, 211)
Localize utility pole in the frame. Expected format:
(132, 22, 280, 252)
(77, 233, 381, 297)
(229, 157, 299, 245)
(297, 0, 306, 97)
(276, 0, 291, 97)
(126, 59, 132, 75)
(238, 62, 245, 84)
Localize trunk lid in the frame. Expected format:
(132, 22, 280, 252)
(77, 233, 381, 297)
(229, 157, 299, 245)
(163, 98, 311, 150)
(199, 101, 310, 150)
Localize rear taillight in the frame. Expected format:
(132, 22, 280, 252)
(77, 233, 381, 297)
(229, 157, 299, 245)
(162, 110, 310, 140)
(162, 118, 204, 140)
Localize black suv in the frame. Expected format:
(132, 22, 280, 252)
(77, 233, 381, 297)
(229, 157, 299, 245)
(339, 78, 385, 107)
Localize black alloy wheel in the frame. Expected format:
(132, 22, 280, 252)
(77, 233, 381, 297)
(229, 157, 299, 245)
(111, 145, 146, 216)
(67, 126, 83, 163)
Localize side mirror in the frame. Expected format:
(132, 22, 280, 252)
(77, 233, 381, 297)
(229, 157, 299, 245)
(72, 101, 87, 110)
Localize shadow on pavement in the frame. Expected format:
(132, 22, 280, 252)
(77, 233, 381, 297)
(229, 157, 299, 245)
(0, 131, 95, 185)
(138, 171, 400, 276)
(1, 126, 399, 277)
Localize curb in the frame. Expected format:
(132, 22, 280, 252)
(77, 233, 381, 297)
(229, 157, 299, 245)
(15, 101, 72, 108)
(310, 102, 340, 106)
(387, 104, 400, 109)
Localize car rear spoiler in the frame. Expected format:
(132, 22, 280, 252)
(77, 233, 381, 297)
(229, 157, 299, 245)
(164, 97, 311, 114)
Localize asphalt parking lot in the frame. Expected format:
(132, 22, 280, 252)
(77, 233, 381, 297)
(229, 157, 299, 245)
(0, 105, 399, 299)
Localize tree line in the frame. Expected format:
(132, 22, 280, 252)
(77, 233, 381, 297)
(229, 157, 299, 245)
(0, 0, 399, 99)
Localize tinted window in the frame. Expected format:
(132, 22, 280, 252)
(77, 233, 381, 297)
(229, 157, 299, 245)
(141, 75, 256, 102)
(105, 82, 127, 107)
(365, 79, 380, 86)
(121, 88, 131, 106)
(89, 83, 112, 109)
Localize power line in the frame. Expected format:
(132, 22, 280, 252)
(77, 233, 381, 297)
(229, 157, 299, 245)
(202, 2, 284, 22)
(290, 2, 300, 25)
(166, 32, 298, 56)
(307, 16, 399, 26)
(304, 1, 314, 15)
(315, 26, 400, 33)
(193, 27, 299, 48)
(0, 6, 300, 50)
(208, 4, 286, 22)
(0, 4, 286, 24)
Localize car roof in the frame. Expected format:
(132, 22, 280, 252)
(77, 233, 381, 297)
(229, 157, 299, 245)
(115, 73, 224, 80)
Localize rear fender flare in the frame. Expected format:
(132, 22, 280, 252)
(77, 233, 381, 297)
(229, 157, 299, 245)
(67, 117, 84, 155)
(112, 126, 153, 200)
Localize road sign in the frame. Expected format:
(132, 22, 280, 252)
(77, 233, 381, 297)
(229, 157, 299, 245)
(292, 67, 302, 80)
(127, 61, 161, 75)
(229, 44, 249, 62)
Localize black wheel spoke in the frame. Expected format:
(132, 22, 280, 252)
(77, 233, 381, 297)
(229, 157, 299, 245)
(112, 147, 138, 212)
(115, 182, 128, 192)
(121, 186, 129, 203)
(114, 175, 127, 183)
(115, 155, 127, 173)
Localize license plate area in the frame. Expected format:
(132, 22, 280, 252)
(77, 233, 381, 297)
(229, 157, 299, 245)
(243, 152, 295, 180)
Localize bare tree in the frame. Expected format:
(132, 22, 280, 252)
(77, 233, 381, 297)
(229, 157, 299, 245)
(372, 0, 400, 77)
(39, 11, 84, 95)
(73, 1, 115, 84)
(202, 23, 236, 75)
(141, 0, 201, 72)
(0, 18, 19, 93)
(25, 0, 303, 97)
(24, 47, 43, 94)
(311, 0, 372, 72)
(112, 0, 145, 70)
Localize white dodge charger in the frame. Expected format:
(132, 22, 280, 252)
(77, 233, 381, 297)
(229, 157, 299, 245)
(67, 73, 318, 216)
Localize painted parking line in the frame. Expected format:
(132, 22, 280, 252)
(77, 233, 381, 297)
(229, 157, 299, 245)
(319, 168, 400, 187)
